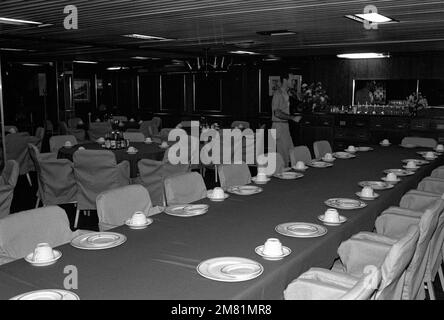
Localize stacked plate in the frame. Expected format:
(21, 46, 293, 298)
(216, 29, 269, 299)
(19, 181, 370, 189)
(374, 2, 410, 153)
(383, 169, 415, 176)
(325, 198, 367, 210)
(227, 185, 263, 195)
(358, 181, 394, 190)
(10, 289, 80, 300)
(197, 257, 263, 282)
(71, 232, 127, 250)
(273, 172, 304, 180)
(165, 204, 209, 217)
(275, 222, 327, 238)
(307, 161, 333, 168)
(333, 152, 356, 159)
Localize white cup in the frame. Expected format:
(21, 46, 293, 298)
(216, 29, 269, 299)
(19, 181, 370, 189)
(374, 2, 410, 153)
(324, 209, 340, 223)
(425, 151, 435, 159)
(212, 187, 225, 199)
(436, 144, 444, 152)
(64, 141, 72, 147)
(95, 118, 101, 122)
(145, 137, 152, 143)
(33, 243, 55, 262)
(382, 139, 389, 145)
(295, 161, 305, 170)
(361, 186, 374, 198)
(161, 142, 168, 148)
(130, 118, 135, 122)
(324, 153, 333, 160)
(131, 211, 148, 226)
(78, 120, 84, 125)
(406, 161, 416, 169)
(262, 238, 284, 256)
(347, 145, 356, 152)
(386, 172, 397, 181)
(128, 147, 136, 152)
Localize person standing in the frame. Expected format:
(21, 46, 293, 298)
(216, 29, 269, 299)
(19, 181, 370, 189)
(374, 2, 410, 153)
(272, 73, 302, 166)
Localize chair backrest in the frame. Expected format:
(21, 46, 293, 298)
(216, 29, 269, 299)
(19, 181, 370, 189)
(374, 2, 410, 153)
(401, 137, 437, 148)
(290, 146, 312, 166)
(0, 206, 73, 259)
(257, 152, 285, 176)
(218, 163, 252, 188)
(231, 121, 250, 129)
(137, 159, 190, 206)
(376, 225, 420, 300)
(68, 117, 82, 128)
(159, 128, 173, 140)
(140, 120, 158, 137)
(73, 150, 130, 210)
(58, 121, 68, 135)
(34, 127, 45, 151)
(340, 265, 382, 300)
(152, 117, 162, 129)
(45, 120, 54, 132)
(96, 184, 152, 231)
(88, 122, 112, 141)
(417, 177, 444, 194)
(5, 133, 35, 175)
(313, 140, 332, 159)
(164, 172, 207, 205)
(123, 132, 145, 142)
(49, 135, 78, 153)
(430, 167, 444, 179)
(0, 160, 19, 218)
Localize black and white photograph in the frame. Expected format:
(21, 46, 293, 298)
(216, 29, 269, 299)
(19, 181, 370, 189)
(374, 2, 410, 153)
(0, 0, 444, 307)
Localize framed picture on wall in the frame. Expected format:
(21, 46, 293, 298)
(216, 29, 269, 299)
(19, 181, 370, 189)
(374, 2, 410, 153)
(289, 74, 302, 98)
(268, 76, 281, 96)
(73, 79, 91, 102)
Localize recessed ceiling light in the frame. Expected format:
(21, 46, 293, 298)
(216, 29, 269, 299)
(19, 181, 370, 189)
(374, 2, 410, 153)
(123, 34, 174, 41)
(74, 60, 98, 64)
(257, 30, 297, 36)
(0, 17, 42, 25)
(229, 50, 259, 55)
(337, 53, 390, 59)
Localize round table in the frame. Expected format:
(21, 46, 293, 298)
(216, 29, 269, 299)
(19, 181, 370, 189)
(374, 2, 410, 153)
(58, 142, 166, 178)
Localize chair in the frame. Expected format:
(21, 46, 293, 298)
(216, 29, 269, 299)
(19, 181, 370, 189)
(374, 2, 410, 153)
(289, 146, 312, 166)
(73, 150, 130, 228)
(0, 160, 19, 218)
(5, 133, 38, 186)
(59, 121, 86, 142)
(137, 159, 190, 206)
(430, 166, 444, 179)
(257, 152, 285, 176)
(164, 172, 207, 205)
(0, 206, 82, 261)
(336, 225, 420, 300)
(28, 144, 77, 208)
(88, 122, 112, 141)
(67, 117, 83, 128)
(313, 140, 332, 159)
(49, 135, 78, 153)
(231, 121, 250, 129)
(123, 132, 145, 142)
(152, 117, 162, 130)
(284, 265, 381, 300)
(417, 177, 444, 194)
(139, 120, 159, 137)
(5, 125, 18, 133)
(217, 163, 252, 189)
(96, 185, 152, 231)
(34, 127, 45, 152)
(401, 137, 437, 148)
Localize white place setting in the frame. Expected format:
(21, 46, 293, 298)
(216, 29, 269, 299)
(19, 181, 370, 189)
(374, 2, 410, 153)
(383, 169, 415, 177)
(345, 145, 357, 154)
(164, 204, 209, 217)
(159, 141, 170, 149)
(226, 185, 263, 195)
(403, 160, 420, 171)
(24, 243, 62, 267)
(380, 139, 391, 147)
(64, 141, 73, 148)
(251, 172, 271, 184)
(207, 187, 229, 201)
(325, 198, 367, 210)
(435, 144, 444, 153)
(358, 181, 394, 190)
(333, 152, 356, 159)
(255, 238, 291, 261)
(71, 232, 127, 250)
(356, 186, 380, 201)
(125, 211, 153, 229)
(10, 289, 80, 300)
(126, 146, 138, 154)
(275, 222, 328, 238)
(402, 159, 429, 166)
(292, 161, 309, 172)
(381, 172, 401, 184)
(144, 138, 153, 144)
(307, 161, 333, 168)
(197, 257, 264, 282)
(321, 153, 336, 163)
(273, 172, 304, 180)
(317, 208, 347, 226)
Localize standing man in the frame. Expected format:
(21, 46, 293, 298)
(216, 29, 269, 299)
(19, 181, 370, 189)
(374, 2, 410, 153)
(272, 73, 302, 166)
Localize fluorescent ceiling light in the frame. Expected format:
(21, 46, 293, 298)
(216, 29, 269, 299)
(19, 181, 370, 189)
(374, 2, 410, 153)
(74, 60, 98, 64)
(22, 63, 43, 67)
(123, 34, 174, 41)
(229, 50, 259, 55)
(131, 56, 151, 60)
(337, 53, 390, 59)
(0, 47, 28, 52)
(107, 66, 129, 71)
(257, 30, 297, 36)
(0, 17, 42, 25)
(355, 13, 393, 23)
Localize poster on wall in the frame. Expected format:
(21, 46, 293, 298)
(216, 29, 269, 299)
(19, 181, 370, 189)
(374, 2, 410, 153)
(268, 76, 281, 96)
(73, 79, 91, 102)
(289, 74, 302, 98)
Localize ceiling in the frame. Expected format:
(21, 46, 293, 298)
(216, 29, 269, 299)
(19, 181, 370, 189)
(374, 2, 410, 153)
(1, 0, 444, 63)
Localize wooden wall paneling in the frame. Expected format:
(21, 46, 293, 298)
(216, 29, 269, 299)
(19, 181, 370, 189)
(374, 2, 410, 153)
(139, 74, 160, 112)
(161, 73, 185, 113)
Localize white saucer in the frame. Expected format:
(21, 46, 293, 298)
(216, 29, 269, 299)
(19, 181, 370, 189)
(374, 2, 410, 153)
(127, 150, 138, 155)
(355, 192, 380, 201)
(380, 143, 391, 147)
(207, 190, 229, 201)
(322, 157, 335, 163)
(227, 186, 263, 195)
(403, 165, 419, 171)
(125, 218, 153, 229)
(25, 250, 62, 267)
(292, 166, 308, 171)
(308, 161, 333, 168)
(255, 245, 291, 261)
(252, 176, 271, 184)
(317, 215, 348, 226)
(381, 177, 401, 184)
(273, 172, 304, 180)
(165, 204, 209, 217)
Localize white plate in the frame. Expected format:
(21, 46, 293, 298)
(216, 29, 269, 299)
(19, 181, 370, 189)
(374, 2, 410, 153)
(125, 218, 153, 229)
(10, 289, 80, 300)
(197, 257, 263, 282)
(227, 186, 263, 195)
(358, 181, 394, 190)
(356, 147, 373, 152)
(24, 250, 62, 267)
(321, 157, 336, 162)
(325, 198, 367, 210)
(273, 172, 304, 180)
(381, 177, 401, 184)
(403, 165, 419, 171)
(71, 232, 127, 250)
(165, 204, 209, 217)
(380, 143, 391, 147)
(251, 176, 271, 184)
(333, 152, 356, 159)
(355, 192, 380, 200)
(275, 222, 328, 238)
(317, 215, 348, 226)
(344, 149, 357, 154)
(383, 169, 415, 176)
(307, 161, 333, 168)
(207, 190, 229, 201)
(402, 159, 429, 166)
(255, 245, 291, 261)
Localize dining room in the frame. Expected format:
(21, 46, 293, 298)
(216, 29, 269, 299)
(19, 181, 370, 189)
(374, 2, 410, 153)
(1, 0, 444, 305)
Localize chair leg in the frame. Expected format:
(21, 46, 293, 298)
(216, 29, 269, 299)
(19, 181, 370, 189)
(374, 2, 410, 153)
(26, 173, 32, 186)
(427, 280, 436, 300)
(35, 197, 40, 208)
(438, 266, 444, 292)
(74, 209, 80, 229)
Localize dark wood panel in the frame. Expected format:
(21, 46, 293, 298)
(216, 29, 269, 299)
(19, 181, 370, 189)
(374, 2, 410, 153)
(139, 74, 160, 111)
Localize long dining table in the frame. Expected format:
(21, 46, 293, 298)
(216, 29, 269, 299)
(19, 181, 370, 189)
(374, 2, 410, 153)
(0, 145, 443, 300)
